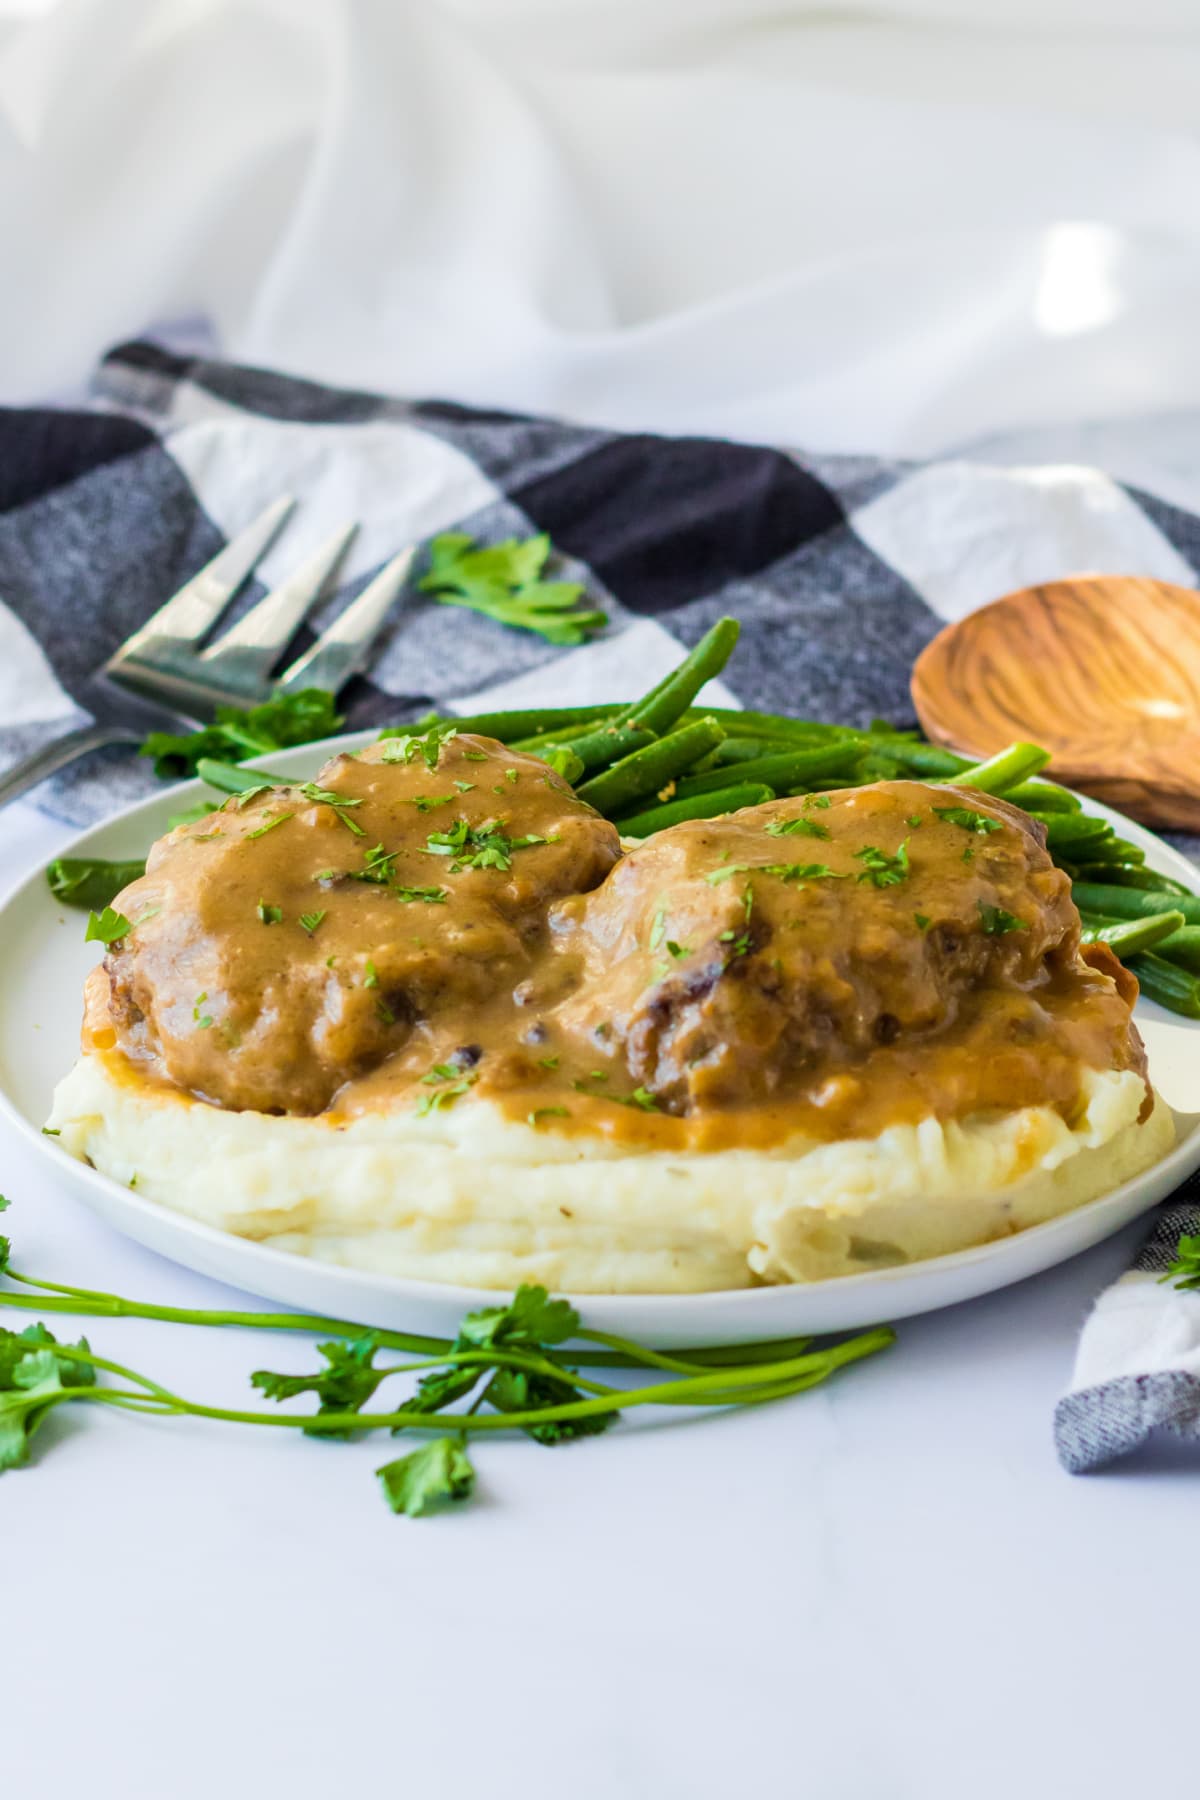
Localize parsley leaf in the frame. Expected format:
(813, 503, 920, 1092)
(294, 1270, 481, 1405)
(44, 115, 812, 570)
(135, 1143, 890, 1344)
(46, 857, 146, 911)
(419, 532, 607, 646)
(854, 841, 911, 887)
(424, 817, 549, 874)
(765, 816, 830, 840)
(978, 902, 1027, 935)
(933, 806, 1003, 836)
(378, 723, 459, 769)
(707, 861, 840, 887)
(459, 1285, 580, 1350)
(246, 812, 292, 840)
(483, 1366, 614, 1446)
(85, 906, 132, 946)
(140, 687, 344, 780)
(1161, 1232, 1200, 1291)
(376, 1436, 476, 1517)
(415, 1063, 479, 1116)
(251, 1334, 386, 1439)
(0, 1324, 95, 1471)
(256, 900, 283, 925)
(299, 910, 326, 934)
(297, 783, 366, 836)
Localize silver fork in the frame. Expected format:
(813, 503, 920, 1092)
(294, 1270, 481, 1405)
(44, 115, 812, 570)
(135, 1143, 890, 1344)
(0, 497, 414, 809)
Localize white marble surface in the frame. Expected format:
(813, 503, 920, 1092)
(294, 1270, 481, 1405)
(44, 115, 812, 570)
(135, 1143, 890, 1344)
(2, 794, 1196, 1800)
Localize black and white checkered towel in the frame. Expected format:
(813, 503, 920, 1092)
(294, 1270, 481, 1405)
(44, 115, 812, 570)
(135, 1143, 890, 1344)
(2, 336, 1197, 1467)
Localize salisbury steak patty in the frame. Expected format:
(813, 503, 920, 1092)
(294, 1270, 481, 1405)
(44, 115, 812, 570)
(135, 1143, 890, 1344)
(103, 732, 620, 1113)
(549, 781, 1147, 1114)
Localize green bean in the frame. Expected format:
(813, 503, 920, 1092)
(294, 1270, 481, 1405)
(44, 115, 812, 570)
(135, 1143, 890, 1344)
(576, 718, 726, 816)
(1037, 814, 1118, 848)
(395, 704, 620, 741)
(1127, 951, 1200, 1018)
(1004, 780, 1081, 814)
(954, 742, 1052, 793)
(1073, 883, 1200, 926)
(613, 617, 741, 737)
(615, 783, 775, 837)
(197, 758, 292, 795)
(1070, 864, 1192, 892)
(691, 712, 866, 746)
(534, 719, 657, 776)
(1154, 927, 1200, 973)
(865, 741, 968, 778)
(1081, 906, 1200, 974)
(1080, 912, 1186, 956)
(676, 742, 865, 799)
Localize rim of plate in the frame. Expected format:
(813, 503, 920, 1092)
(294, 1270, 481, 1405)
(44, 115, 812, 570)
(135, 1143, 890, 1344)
(3, 728, 1199, 1325)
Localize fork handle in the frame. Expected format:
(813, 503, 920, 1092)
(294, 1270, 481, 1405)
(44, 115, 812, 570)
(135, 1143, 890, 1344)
(0, 723, 141, 811)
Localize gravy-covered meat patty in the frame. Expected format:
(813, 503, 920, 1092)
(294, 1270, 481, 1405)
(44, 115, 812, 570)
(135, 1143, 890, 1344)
(95, 768, 1148, 1146)
(528, 781, 1149, 1140)
(101, 732, 620, 1113)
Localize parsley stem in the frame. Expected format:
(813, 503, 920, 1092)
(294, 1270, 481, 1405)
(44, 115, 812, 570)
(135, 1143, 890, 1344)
(41, 1328, 894, 1439)
(0, 1277, 835, 1374)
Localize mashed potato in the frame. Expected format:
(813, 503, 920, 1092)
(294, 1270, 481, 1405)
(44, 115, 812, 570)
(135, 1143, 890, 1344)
(47, 1048, 1174, 1293)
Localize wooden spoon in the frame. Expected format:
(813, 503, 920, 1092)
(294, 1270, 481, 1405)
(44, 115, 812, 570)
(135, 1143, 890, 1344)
(910, 575, 1200, 831)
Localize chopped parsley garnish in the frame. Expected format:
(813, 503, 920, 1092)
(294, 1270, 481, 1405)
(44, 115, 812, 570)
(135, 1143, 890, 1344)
(378, 723, 458, 769)
(854, 841, 910, 887)
(914, 912, 931, 931)
(411, 794, 456, 813)
(193, 993, 213, 1029)
(394, 885, 449, 905)
(363, 959, 379, 987)
(235, 784, 276, 809)
(806, 794, 832, 809)
(765, 816, 830, 840)
(418, 530, 607, 646)
(355, 843, 399, 884)
(528, 1106, 570, 1127)
(298, 783, 366, 836)
(962, 845, 975, 864)
(613, 1086, 662, 1113)
(706, 861, 840, 887)
(906, 814, 923, 828)
(84, 906, 132, 946)
(666, 940, 690, 959)
(246, 812, 292, 840)
(256, 900, 283, 925)
(537, 1054, 560, 1069)
(424, 817, 550, 874)
(375, 996, 397, 1026)
(453, 780, 475, 793)
(978, 902, 1027, 935)
(415, 1063, 479, 1116)
(299, 910, 327, 935)
(933, 805, 1003, 835)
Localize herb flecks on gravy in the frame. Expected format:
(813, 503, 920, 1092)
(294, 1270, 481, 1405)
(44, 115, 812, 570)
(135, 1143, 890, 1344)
(91, 736, 1149, 1149)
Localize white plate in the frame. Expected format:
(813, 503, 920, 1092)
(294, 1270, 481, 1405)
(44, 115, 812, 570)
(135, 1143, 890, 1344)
(2, 734, 1199, 1347)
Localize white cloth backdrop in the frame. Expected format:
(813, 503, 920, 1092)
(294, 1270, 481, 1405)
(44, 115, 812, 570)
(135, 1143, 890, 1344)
(2, 0, 1200, 462)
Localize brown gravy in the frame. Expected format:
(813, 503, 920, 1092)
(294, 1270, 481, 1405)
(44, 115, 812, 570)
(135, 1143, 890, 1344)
(94, 736, 1150, 1148)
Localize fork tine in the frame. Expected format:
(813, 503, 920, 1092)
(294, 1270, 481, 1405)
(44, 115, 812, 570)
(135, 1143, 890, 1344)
(106, 495, 295, 673)
(274, 547, 415, 696)
(200, 521, 358, 685)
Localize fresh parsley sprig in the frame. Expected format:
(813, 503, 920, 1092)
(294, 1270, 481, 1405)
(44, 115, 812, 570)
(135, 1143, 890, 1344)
(419, 532, 608, 647)
(1161, 1232, 1200, 1292)
(0, 1199, 894, 1518)
(141, 688, 344, 780)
